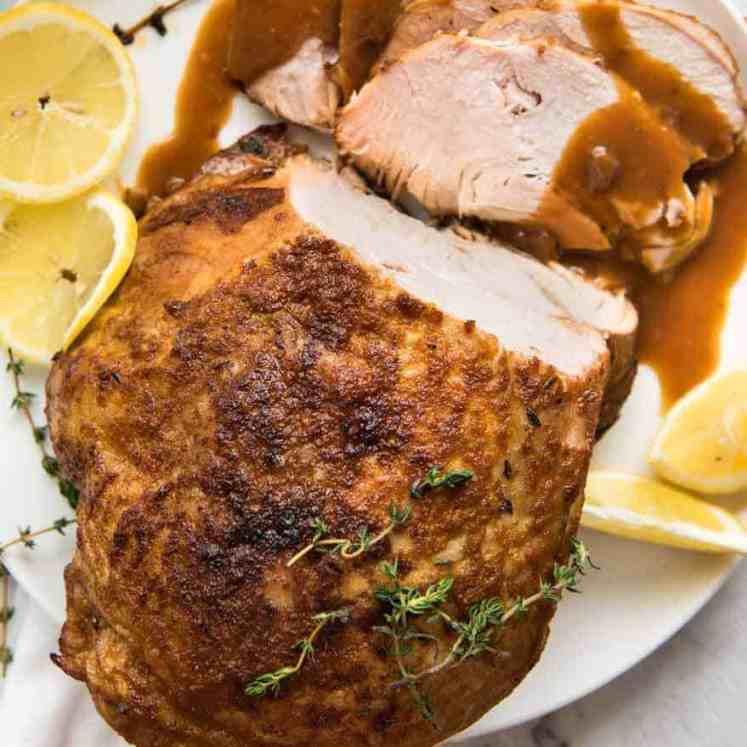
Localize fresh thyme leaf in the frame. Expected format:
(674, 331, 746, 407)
(0, 645, 13, 677)
(59, 480, 80, 510)
(5, 359, 23, 376)
(245, 666, 297, 697)
(33, 425, 48, 444)
(0, 607, 13, 623)
(246, 607, 350, 698)
(42, 456, 60, 477)
(18, 527, 35, 550)
(410, 467, 474, 499)
(389, 502, 412, 526)
(382, 538, 598, 721)
(11, 392, 35, 410)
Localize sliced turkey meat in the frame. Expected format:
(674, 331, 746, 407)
(228, 0, 401, 130)
(287, 147, 636, 428)
(478, 1, 745, 160)
(338, 34, 704, 257)
(374, 0, 511, 74)
(228, 0, 341, 130)
(197, 128, 636, 424)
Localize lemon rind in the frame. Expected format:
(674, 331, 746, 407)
(0, 2, 138, 204)
(650, 368, 747, 495)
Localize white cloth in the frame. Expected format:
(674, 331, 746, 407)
(0, 584, 127, 747)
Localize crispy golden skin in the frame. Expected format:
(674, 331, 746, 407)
(48, 127, 608, 747)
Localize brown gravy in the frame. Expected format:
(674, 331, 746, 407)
(571, 145, 747, 408)
(137, 0, 238, 197)
(550, 92, 695, 250)
(552, 2, 747, 405)
(579, 4, 732, 159)
(227, 0, 341, 85)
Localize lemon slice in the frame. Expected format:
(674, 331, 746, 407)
(582, 472, 747, 554)
(0, 2, 137, 203)
(0, 190, 137, 363)
(650, 370, 747, 495)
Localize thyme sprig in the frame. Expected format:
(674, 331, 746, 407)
(373, 560, 454, 721)
(0, 517, 76, 678)
(0, 518, 76, 557)
(113, 0, 193, 45)
(245, 608, 351, 697)
(410, 467, 474, 499)
(7, 349, 79, 511)
(286, 504, 412, 568)
(287, 466, 473, 568)
(0, 564, 11, 678)
(378, 539, 597, 719)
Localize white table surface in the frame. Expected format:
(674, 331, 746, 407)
(0, 1, 746, 745)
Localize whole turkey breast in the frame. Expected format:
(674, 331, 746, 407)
(48, 127, 612, 746)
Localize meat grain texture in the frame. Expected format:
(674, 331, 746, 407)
(48, 128, 610, 746)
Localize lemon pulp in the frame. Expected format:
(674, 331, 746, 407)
(0, 3, 137, 203)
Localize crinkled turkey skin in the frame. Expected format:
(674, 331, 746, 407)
(48, 127, 608, 747)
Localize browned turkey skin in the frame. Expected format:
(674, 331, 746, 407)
(49, 127, 610, 747)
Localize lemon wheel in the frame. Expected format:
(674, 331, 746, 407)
(0, 190, 137, 363)
(650, 370, 747, 495)
(0, 2, 137, 203)
(582, 472, 747, 555)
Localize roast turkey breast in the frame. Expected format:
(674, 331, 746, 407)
(49, 128, 612, 747)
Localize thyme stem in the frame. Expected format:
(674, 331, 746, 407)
(113, 0, 193, 45)
(0, 518, 76, 679)
(245, 608, 351, 697)
(6, 349, 79, 511)
(0, 566, 10, 678)
(0, 519, 77, 556)
(7, 349, 38, 441)
(380, 539, 597, 716)
(286, 504, 412, 568)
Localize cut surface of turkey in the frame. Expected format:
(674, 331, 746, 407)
(49, 127, 618, 747)
(337, 0, 745, 271)
(229, 0, 400, 130)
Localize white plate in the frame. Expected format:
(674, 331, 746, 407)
(0, 0, 745, 740)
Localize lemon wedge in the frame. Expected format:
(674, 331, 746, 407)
(0, 190, 137, 363)
(650, 370, 747, 495)
(0, 2, 137, 203)
(582, 472, 747, 554)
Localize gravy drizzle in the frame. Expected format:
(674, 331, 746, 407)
(636, 147, 747, 406)
(137, 0, 238, 197)
(579, 3, 733, 159)
(556, 3, 747, 406)
(227, 0, 341, 85)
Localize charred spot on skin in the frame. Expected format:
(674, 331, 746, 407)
(38, 94, 51, 110)
(60, 268, 78, 283)
(527, 408, 542, 428)
(239, 135, 268, 157)
(503, 460, 513, 480)
(395, 293, 426, 319)
(498, 499, 514, 515)
(164, 300, 188, 318)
